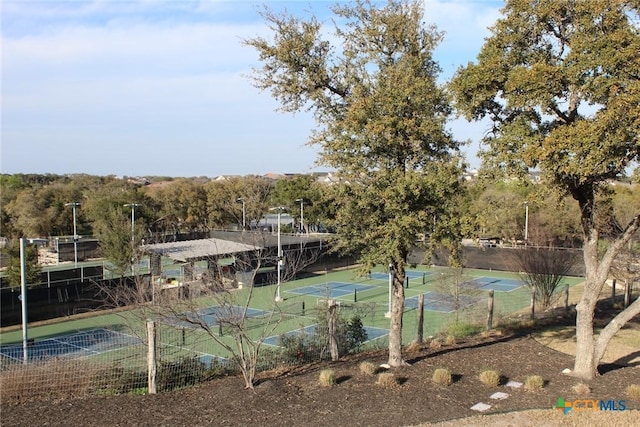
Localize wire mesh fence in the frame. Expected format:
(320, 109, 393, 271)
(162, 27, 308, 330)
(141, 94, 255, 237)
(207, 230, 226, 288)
(3, 275, 626, 402)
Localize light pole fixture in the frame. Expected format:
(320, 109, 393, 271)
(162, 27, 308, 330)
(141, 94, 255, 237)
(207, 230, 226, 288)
(65, 202, 81, 267)
(295, 198, 305, 234)
(269, 206, 287, 302)
(524, 201, 529, 246)
(124, 203, 142, 244)
(236, 198, 246, 230)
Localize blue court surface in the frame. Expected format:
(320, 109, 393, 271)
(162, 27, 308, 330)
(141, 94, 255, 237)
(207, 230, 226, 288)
(0, 328, 142, 362)
(286, 282, 375, 298)
(405, 292, 481, 313)
(466, 277, 522, 292)
(370, 271, 431, 281)
(262, 324, 389, 347)
(164, 305, 272, 330)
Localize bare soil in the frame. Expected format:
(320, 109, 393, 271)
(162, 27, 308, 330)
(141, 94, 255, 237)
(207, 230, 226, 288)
(2, 306, 639, 427)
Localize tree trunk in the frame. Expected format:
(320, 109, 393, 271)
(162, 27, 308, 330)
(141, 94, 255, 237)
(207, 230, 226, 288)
(593, 295, 640, 367)
(572, 195, 640, 379)
(387, 265, 406, 367)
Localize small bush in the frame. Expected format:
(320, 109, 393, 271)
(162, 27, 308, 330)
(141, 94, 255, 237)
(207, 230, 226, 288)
(572, 382, 591, 395)
(445, 335, 456, 346)
(405, 341, 421, 353)
(376, 372, 397, 387)
(524, 375, 544, 391)
(448, 322, 483, 338)
(318, 369, 336, 387)
(625, 384, 640, 401)
(429, 339, 442, 350)
(432, 368, 452, 386)
(359, 361, 377, 376)
(479, 369, 501, 387)
(157, 357, 210, 392)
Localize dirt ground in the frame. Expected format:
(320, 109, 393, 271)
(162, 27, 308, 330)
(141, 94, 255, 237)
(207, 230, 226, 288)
(2, 307, 639, 426)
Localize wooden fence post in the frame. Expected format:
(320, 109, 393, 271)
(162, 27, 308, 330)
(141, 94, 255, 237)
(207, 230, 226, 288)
(147, 320, 157, 394)
(564, 284, 570, 315)
(328, 300, 339, 361)
(530, 286, 536, 321)
(611, 279, 616, 304)
(624, 280, 631, 308)
(486, 290, 494, 331)
(417, 294, 425, 344)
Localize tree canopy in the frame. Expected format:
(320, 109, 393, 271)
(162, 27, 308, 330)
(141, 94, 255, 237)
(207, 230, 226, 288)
(246, 0, 463, 366)
(450, 0, 640, 379)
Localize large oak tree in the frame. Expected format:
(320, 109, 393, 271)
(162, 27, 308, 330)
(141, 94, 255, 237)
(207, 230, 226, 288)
(247, 0, 463, 366)
(450, 0, 640, 378)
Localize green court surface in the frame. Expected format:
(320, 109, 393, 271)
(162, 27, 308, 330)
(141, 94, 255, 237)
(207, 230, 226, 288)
(0, 266, 584, 365)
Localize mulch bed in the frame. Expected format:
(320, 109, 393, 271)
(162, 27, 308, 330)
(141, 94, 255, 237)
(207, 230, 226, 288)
(3, 330, 639, 427)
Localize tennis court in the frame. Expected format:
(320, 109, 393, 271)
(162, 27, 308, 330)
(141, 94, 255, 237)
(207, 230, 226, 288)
(405, 292, 481, 313)
(286, 282, 376, 299)
(369, 271, 431, 281)
(262, 324, 389, 347)
(466, 276, 522, 292)
(0, 328, 142, 362)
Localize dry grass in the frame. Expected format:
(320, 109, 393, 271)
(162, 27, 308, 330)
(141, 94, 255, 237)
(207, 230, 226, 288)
(625, 384, 640, 401)
(376, 372, 397, 387)
(572, 382, 591, 395)
(478, 369, 501, 387)
(359, 361, 377, 376)
(0, 358, 102, 402)
(318, 369, 336, 387)
(429, 339, 442, 350)
(523, 375, 544, 391)
(405, 341, 422, 353)
(432, 368, 452, 386)
(444, 335, 456, 346)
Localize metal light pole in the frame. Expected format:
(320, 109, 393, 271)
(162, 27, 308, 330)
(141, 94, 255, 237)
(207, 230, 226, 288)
(20, 238, 28, 363)
(124, 203, 141, 243)
(385, 263, 394, 318)
(124, 203, 141, 275)
(269, 206, 287, 302)
(65, 202, 81, 267)
(237, 198, 246, 230)
(295, 198, 305, 234)
(524, 201, 529, 246)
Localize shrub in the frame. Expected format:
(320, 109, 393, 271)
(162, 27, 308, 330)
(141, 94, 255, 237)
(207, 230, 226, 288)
(376, 372, 397, 387)
(318, 369, 336, 387)
(524, 375, 544, 391)
(448, 322, 483, 338)
(157, 357, 210, 392)
(429, 339, 442, 350)
(625, 384, 640, 401)
(479, 369, 501, 387)
(432, 368, 452, 386)
(572, 382, 591, 395)
(279, 312, 368, 362)
(359, 361, 377, 376)
(405, 341, 421, 353)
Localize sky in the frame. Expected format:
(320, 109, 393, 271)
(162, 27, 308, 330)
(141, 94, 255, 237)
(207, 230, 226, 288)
(1, 0, 502, 178)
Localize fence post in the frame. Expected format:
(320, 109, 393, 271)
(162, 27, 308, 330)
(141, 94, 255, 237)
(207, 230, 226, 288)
(486, 290, 494, 331)
(530, 286, 536, 321)
(417, 294, 425, 344)
(564, 284, 570, 315)
(611, 279, 616, 304)
(328, 300, 339, 361)
(147, 320, 157, 394)
(624, 280, 631, 308)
